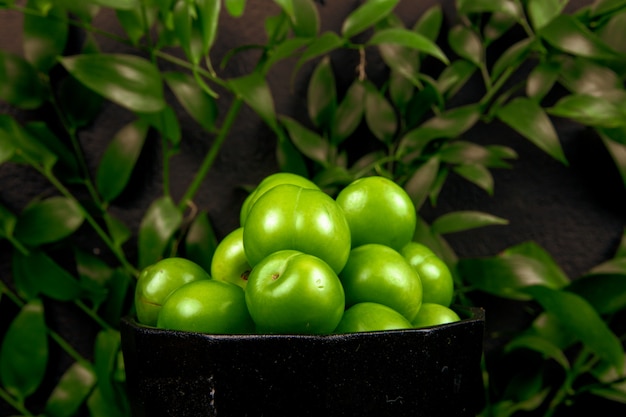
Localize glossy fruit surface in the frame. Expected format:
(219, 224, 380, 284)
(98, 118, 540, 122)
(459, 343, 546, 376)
(339, 243, 422, 321)
(402, 242, 454, 307)
(135, 257, 211, 326)
(334, 302, 412, 333)
(243, 184, 351, 273)
(210, 227, 251, 289)
(157, 279, 254, 334)
(245, 250, 345, 334)
(239, 172, 319, 226)
(411, 303, 460, 328)
(335, 176, 416, 251)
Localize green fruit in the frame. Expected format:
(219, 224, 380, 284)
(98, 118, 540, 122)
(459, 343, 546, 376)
(245, 250, 345, 334)
(134, 257, 211, 327)
(339, 243, 422, 322)
(243, 184, 351, 273)
(335, 176, 416, 251)
(411, 303, 460, 328)
(334, 302, 412, 333)
(211, 227, 251, 289)
(157, 279, 254, 334)
(240, 172, 319, 226)
(402, 242, 454, 307)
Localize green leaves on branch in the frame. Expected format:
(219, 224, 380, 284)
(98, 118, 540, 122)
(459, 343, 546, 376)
(342, 0, 399, 39)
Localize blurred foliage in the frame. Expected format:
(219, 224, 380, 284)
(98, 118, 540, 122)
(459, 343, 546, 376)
(0, 0, 625, 416)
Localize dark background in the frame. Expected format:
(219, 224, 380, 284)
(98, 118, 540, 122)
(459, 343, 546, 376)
(1, 0, 625, 415)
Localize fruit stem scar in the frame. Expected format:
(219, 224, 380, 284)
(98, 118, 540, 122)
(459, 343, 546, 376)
(271, 273, 280, 280)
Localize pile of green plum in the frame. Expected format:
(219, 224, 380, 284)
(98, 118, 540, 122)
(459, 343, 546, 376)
(134, 173, 461, 335)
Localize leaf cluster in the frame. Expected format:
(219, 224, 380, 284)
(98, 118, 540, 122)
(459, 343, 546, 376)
(0, 0, 625, 416)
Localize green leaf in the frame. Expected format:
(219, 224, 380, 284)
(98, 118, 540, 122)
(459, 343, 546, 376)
(172, 0, 204, 65)
(139, 105, 181, 146)
(377, 42, 420, 87)
(280, 116, 328, 165)
(436, 59, 476, 98)
(263, 37, 311, 73)
(116, 7, 149, 45)
(88, 0, 138, 9)
(104, 213, 131, 250)
(457, 0, 517, 15)
(96, 120, 148, 203)
(228, 72, 278, 132)
(368, 28, 448, 64)
(224, 0, 246, 17)
(399, 105, 481, 154)
(0, 115, 58, 172)
(45, 362, 97, 417)
(0, 299, 48, 402)
(74, 248, 114, 308)
(491, 38, 533, 82)
(506, 334, 570, 369)
(439, 140, 511, 167)
(591, 0, 626, 16)
(60, 53, 166, 113)
(388, 68, 414, 112)
(57, 73, 104, 129)
(24, 122, 80, 182)
(341, 0, 400, 39)
(566, 273, 626, 315)
(13, 250, 84, 301)
(457, 241, 569, 300)
(330, 80, 366, 145)
(527, 0, 568, 30)
(598, 129, 626, 186)
(307, 56, 337, 130)
(413, 4, 443, 42)
(92, 329, 129, 415)
(138, 196, 182, 268)
(558, 57, 622, 96)
(184, 211, 217, 273)
(540, 14, 620, 60)
(403, 156, 440, 210)
(363, 80, 397, 144)
(448, 25, 483, 66)
(14, 196, 84, 246)
(484, 7, 521, 44)
(197, 0, 221, 55)
(23, 1, 68, 72)
(431, 210, 508, 234)
(453, 164, 494, 194)
(526, 60, 561, 101)
(297, 31, 345, 67)
(547, 94, 626, 128)
(0, 50, 45, 109)
(0, 203, 17, 239)
(274, 0, 320, 37)
(523, 285, 625, 370)
(497, 97, 567, 164)
(276, 136, 310, 177)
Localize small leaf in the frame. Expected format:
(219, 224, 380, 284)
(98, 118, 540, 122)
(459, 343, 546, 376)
(497, 97, 567, 164)
(0, 204, 17, 239)
(45, 362, 97, 417)
(0, 115, 58, 172)
(13, 250, 84, 301)
(457, 0, 517, 15)
(92, 330, 129, 414)
(57, 73, 104, 129)
(297, 31, 345, 68)
(526, 60, 561, 101)
(403, 156, 440, 210)
(138, 196, 182, 268)
(96, 120, 148, 203)
(566, 273, 626, 315)
(341, 0, 400, 39)
(263, 37, 311, 73)
(431, 210, 508, 235)
(436, 59, 476, 98)
(331, 80, 366, 144)
(197, 0, 221, 55)
(275, 0, 320, 37)
(590, 0, 626, 16)
(280, 116, 328, 165)
(527, 0, 568, 30)
(368, 28, 448, 64)
(598, 129, 626, 186)
(0, 50, 45, 109)
(506, 334, 570, 369)
(74, 248, 114, 308)
(453, 164, 494, 194)
(523, 285, 625, 371)
(104, 213, 132, 250)
(24, 122, 80, 182)
(88, 0, 138, 9)
(448, 25, 483, 66)
(0, 299, 48, 402)
(491, 38, 533, 81)
(547, 94, 626, 128)
(540, 14, 619, 60)
(225, 0, 246, 17)
(184, 211, 218, 273)
(307, 56, 337, 130)
(60, 53, 166, 113)
(363, 81, 397, 144)
(228, 72, 278, 132)
(140, 105, 181, 146)
(457, 242, 569, 300)
(413, 4, 443, 42)
(276, 136, 310, 177)
(14, 196, 84, 246)
(558, 57, 621, 97)
(116, 7, 150, 45)
(23, 1, 68, 72)
(439, 140, 509, 167)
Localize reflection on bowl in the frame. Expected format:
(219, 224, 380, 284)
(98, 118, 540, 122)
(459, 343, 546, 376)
(120, 306, 485, 417)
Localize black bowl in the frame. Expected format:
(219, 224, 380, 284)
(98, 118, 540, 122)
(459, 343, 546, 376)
(120, 306, 485, 417)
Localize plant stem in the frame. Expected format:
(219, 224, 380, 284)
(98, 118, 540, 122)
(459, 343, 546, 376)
(544, 348, 594, 417)
(0, 387, 33, 417)
(177, 97, 244, 212)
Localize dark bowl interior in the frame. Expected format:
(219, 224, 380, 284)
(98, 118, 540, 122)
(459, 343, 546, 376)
(120, 306, 485, 417)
